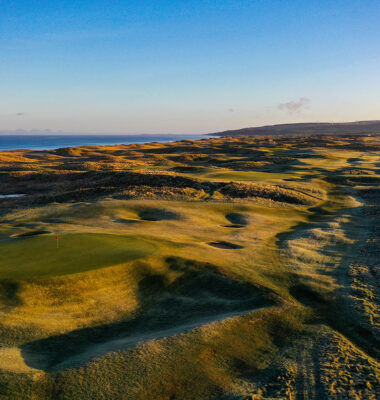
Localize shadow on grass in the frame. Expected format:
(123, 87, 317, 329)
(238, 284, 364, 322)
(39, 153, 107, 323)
(138, 207, 181, 221)
(21, 257, 274, 372)
(225, 213, 249, 226)
(208, 241, 244, 250)
(0, 280, 22, 308)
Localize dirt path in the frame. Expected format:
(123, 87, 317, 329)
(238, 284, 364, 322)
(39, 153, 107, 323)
(295, 339, 325, 400)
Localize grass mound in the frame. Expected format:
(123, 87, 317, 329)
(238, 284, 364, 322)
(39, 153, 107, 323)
(219, 182, 316, 205)
(20, 257, 271, 371)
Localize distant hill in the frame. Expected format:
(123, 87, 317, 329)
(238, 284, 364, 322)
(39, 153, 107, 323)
(211, 120, 380, 137)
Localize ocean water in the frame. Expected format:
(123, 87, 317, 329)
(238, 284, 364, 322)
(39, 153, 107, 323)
(0, 134, 213, 151)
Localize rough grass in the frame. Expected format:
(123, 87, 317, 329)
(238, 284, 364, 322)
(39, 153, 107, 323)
(0, 134, 379, 399)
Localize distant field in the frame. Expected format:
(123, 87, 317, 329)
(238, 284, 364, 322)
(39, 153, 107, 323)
(0, 134, 379, 400)
(197, 169, 294, 182)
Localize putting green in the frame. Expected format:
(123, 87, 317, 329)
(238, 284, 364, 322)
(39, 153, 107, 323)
(0, 233, 156, 279)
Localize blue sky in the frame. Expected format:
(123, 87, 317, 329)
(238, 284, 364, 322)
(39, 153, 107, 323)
(1, 0, 379, 133)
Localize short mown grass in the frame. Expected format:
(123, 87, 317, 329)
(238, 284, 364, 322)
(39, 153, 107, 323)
(0, 233, 156, 279)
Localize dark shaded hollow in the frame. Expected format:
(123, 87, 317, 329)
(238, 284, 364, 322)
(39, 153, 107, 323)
(15, 230, 51, 237)
(208, 241, 244, 250)
(114, 218, 140, 224)
(289, 284, 329, 306)
(138, 208, 180, 221)
(225, 213, 249, 226)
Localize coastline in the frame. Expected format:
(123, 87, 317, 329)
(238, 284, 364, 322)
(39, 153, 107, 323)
(0, 134, 214, 151)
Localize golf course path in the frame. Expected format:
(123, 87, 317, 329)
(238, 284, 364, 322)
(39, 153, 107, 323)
(295, 339, 325, 400)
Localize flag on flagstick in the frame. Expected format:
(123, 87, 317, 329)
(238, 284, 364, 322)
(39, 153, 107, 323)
(56, 235, 59, 249)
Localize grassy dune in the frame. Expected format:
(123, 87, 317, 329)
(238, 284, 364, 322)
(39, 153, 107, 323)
(0, 134, 379, 399)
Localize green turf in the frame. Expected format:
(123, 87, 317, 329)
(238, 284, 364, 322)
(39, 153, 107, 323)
(0, 233, 156, 279)
(201, 170, 294, 182)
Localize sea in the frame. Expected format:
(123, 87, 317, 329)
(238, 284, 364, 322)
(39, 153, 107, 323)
(0, 134, 214, 151)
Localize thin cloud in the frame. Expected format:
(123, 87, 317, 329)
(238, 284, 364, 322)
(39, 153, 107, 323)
(16, 112, 25, 116)
(278, 97, 310, 113)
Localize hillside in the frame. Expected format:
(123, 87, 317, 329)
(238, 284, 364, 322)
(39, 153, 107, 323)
(212, 120, 380, 137)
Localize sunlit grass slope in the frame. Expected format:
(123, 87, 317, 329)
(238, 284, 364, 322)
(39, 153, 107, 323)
(0, 134, 379, 399)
